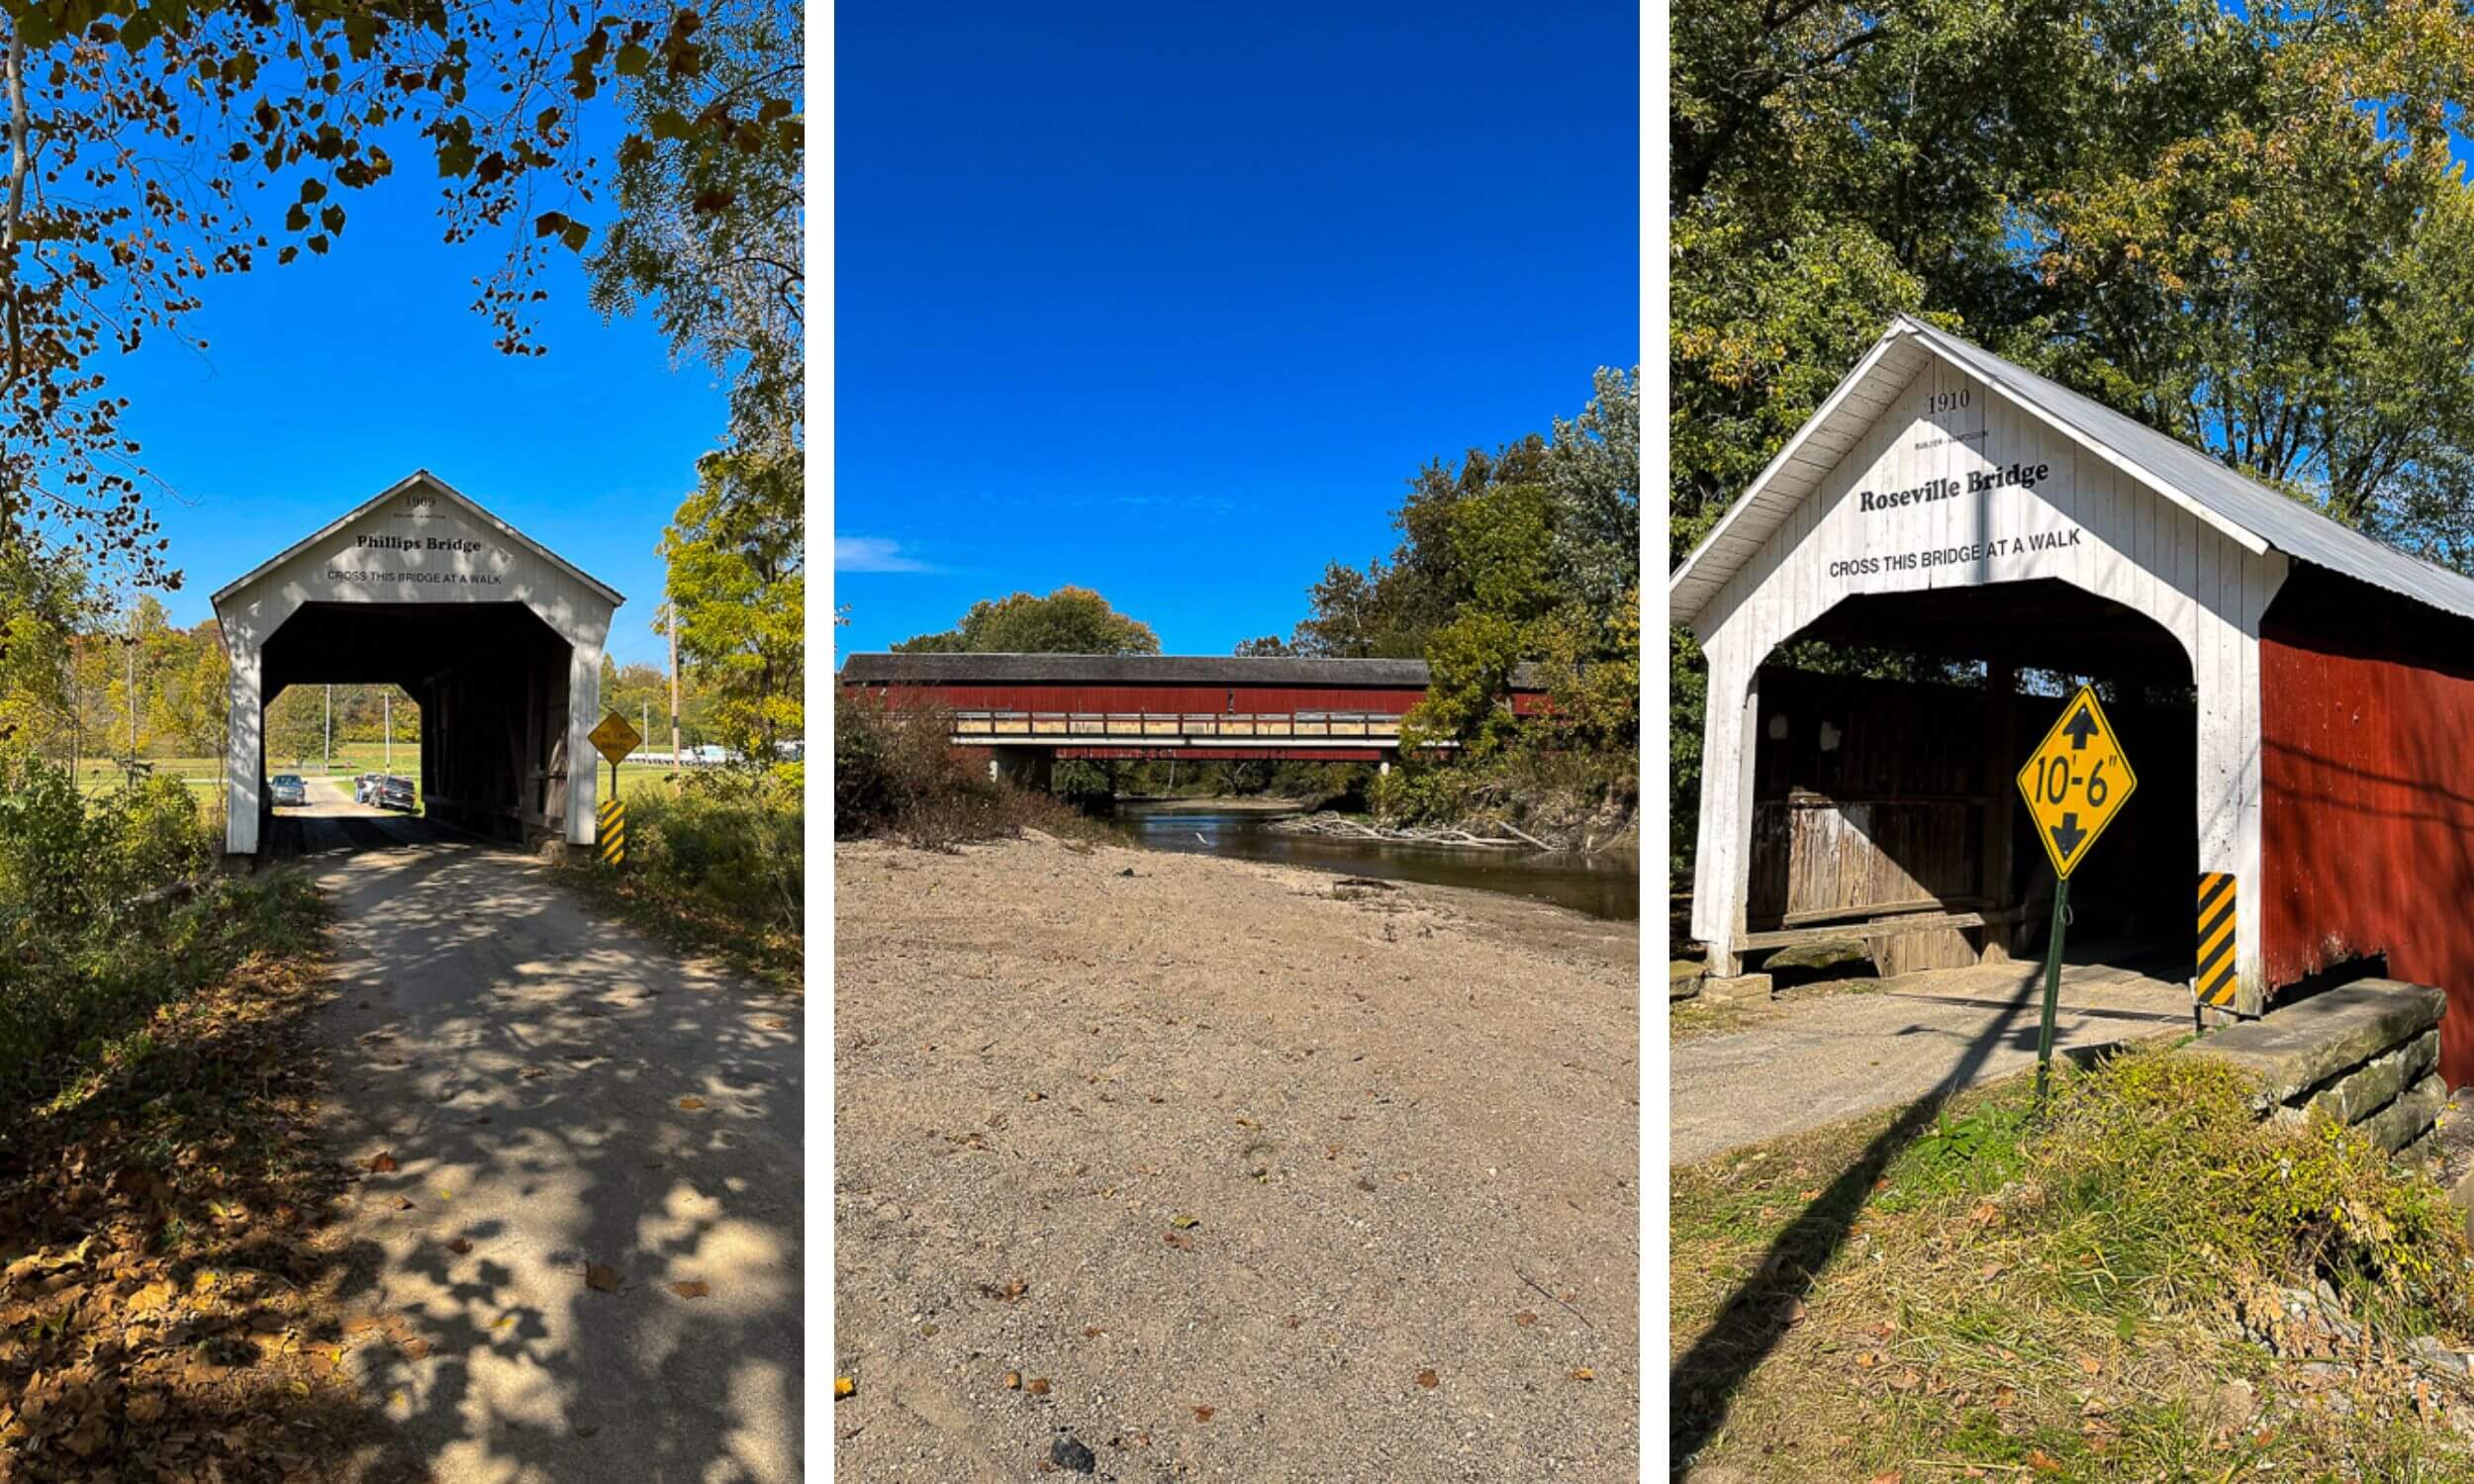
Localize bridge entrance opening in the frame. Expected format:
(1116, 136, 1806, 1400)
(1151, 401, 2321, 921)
(257, 601, 585, 846)
(1712, 579, 2201, 987)
(213, 473, 621, 859)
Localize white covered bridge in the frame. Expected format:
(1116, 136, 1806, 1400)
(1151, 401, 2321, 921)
(1670, 312, 2474, 1084)
(212, 472, 620, 856)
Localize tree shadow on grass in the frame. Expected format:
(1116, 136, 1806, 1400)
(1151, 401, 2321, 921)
(1667, 992, 2032, 1477)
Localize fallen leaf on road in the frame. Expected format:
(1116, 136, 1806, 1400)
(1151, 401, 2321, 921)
(365, 1153, 398, 1173)
(390, 1196, 416, 1211)
(1415, 1368, 1438, 1389)
(2026, 1449, 2061, 1474)
(1003, 1371, 1022, 1390)
(763, 1018, 790, 1030)
(1169, 1214, 1199, 1230)
(1190, 1406, 1214, 1423)
(982, 1277, 1027, 1302)
(584, 1262, 621, 1292)
(2077, 1354, 2103, 1376)
(1515, 1311, 1537, 1327)
(398, 1337, 430, 1360)
(447, 1238, 473, 1255)
(1084, 1326, 1103, 1338)
(835, 1375, 854, 1399)
(1162, 1231, 1192, 1251)
(678, 1096, 706, 1111)
(1866, 1472, 1902, 1484)
(670, 1280, 711, 1299)
(1027, 1377, 1050, 1396)
(1570, 1368, 1595, 1382)
(521, 1067, 548, 1079)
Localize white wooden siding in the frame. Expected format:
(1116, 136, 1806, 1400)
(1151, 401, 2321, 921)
(1690, 353, 2288, 1006)
(214, 477, 615, 854)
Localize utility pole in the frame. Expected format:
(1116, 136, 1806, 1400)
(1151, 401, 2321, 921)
(667, 600, 682, 794)
(384, 690, 392, 772)
(323, 685, 332, 775)
(125, 614, 138, 772)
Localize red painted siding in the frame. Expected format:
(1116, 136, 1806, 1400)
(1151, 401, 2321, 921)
(863, 681, 1432, 714)
(2261, 578, 2474, 1087)
(849, 680, 1552, 716)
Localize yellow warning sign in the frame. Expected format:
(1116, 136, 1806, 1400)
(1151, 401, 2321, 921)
(597, 796, 626, 866)
(2015, 685, 2138, 880)
(588, 711, 642, 768)
(2196, 873, 2237, 1007)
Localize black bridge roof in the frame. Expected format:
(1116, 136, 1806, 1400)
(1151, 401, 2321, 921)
(838, 652, 1547, 691)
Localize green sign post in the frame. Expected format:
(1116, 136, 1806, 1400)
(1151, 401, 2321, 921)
(2013, 685, 2138, 1103)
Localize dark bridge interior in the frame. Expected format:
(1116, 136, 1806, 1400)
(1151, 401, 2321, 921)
(258, 602, 579, 847)
(1748, 579, 2200, 976)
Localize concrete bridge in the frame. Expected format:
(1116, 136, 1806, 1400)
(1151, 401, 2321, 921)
(836, 652, 1547, 785)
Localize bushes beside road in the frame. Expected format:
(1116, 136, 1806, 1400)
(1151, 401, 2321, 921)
(564, 763, 805, 991)
(0, 752, 302, 1108)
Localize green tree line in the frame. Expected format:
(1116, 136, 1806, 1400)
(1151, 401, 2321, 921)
(1671, 0, 2474, 881)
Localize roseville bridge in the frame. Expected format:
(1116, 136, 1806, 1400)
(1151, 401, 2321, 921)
(836, 652, 1548, 787)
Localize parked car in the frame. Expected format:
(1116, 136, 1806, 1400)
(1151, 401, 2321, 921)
(270, 774, 306, 807)
(376, 775, 416, 812)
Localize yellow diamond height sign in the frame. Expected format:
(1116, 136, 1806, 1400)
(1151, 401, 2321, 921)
(589, 711, 643, 768)
(2016, 685, 2137, 880)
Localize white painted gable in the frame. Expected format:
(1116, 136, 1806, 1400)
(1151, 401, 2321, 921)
(1676, 325, 2291, 1013)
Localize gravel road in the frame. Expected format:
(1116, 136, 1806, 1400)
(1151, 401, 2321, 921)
(295, 781, 803, 1482)
(833, 831, 1641, 1483)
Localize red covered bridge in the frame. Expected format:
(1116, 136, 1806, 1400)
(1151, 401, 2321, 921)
(836, 651, 1549, 786)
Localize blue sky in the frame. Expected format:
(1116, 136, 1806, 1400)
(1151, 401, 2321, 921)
(111, 121, 726, 679)
(833, 2, 1639, 657)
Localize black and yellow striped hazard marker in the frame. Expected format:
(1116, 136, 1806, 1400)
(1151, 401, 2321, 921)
(2196, 871, 2237, 1008)
(597, 796, 626, 867)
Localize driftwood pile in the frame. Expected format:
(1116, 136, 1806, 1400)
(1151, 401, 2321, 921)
(1270, 810, 1548, 851)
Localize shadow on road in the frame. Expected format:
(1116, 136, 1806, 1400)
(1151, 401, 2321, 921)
(1667, 990, 2032, 1476)
(308, 831, 804, 1483)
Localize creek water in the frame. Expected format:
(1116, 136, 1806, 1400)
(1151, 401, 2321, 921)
(1111, 800, 1640, 921)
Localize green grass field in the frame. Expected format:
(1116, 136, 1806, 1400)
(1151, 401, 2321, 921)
(72, 747, 688, 800)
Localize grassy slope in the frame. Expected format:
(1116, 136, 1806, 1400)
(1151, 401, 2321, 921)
(0, 873, 389, 1480)
(1672, 1050, 2474, 1483)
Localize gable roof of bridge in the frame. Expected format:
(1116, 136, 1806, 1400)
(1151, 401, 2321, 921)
(211, 470, 624, 610)
(838, 652, 1548, 692)
(1667, 315, 2474, 629)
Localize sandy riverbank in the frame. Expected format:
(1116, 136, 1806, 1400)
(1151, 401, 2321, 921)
(832, 832, 1641, 1482)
